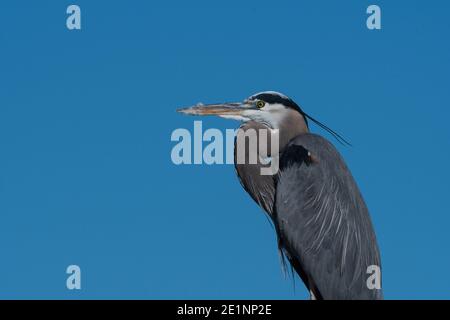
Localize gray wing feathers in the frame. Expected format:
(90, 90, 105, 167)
(275, 134, 382, 299)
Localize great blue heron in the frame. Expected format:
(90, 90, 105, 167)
(177, 91, 382, 300)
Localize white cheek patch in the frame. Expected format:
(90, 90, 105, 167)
(242, 103, 286, 129)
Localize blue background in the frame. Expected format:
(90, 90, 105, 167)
(1, 0, 449, 299)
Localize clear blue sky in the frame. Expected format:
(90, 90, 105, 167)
(0, 1, 449, 299)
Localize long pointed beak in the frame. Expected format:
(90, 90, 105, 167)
(177, 102, 253, 117)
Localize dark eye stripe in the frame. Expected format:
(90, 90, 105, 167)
(251, 93, 299, 110)
(249, 92, 307, 125)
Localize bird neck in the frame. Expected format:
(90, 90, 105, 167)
(234, 112, 308, 216)
(275, 109, 309, 154)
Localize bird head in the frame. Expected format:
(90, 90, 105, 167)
(177, 91, 350, 146)
(177, 91, 306, 129)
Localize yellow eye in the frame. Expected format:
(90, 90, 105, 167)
(256, 100, 265, 108)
